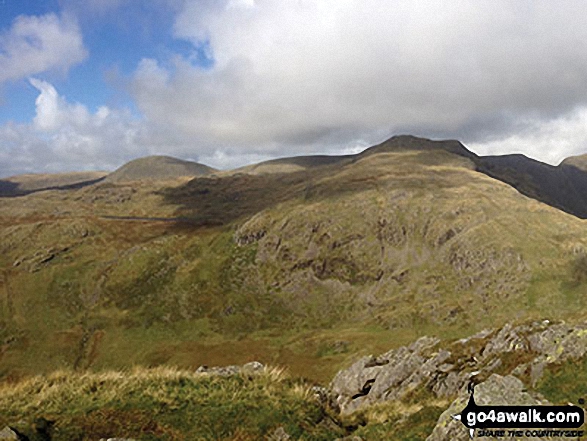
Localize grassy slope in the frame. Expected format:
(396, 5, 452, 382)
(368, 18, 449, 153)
(1, 348, 584, 440)
(0, 172, 107, 196)
(0, 367, 341, 440)
(104, 156, 216, 183)
(1, 147, 587, 387)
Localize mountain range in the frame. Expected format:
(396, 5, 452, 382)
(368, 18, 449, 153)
(1, 135, 587, 439)
(4, 135, 587, 220)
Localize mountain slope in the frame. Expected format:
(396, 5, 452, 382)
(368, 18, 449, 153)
(104, 156, 216, 183)
(473, 152, 587, 218)
(1, 136, 587, 384)
(0, 172, 107, 197)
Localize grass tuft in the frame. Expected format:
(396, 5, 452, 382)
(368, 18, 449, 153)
(0, 366, 342, 440)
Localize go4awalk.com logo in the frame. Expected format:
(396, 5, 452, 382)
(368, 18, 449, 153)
(452, 384, 585, 439)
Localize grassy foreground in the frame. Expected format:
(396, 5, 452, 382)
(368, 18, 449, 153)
(2, 346, 586, 440)
(0, 366, 342, 441)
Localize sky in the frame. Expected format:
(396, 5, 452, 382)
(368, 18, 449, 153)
(2, 0, 587, 177)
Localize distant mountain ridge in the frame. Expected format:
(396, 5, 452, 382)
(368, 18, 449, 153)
(0, 171, 107, 197)
(2, 134, 587, 439)
(359, 134, 477, 159)
(4, 135, 587, 219)
(231, 135, 587, 220)
(104, 155, 216, 183)
(473, 152, 587, 218)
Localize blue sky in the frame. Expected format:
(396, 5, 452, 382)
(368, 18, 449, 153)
(0, 0, 207, 122)
(2, 0, 587, 177)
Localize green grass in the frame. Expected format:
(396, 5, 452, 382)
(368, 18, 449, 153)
(3, 147, 587, 388)
(536, 357, 587, 405)
(352, 405, 445, 440)
(0, 367, 343, 441)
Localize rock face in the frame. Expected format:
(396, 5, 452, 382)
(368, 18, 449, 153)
(330, 336, 446, 415)
(329, 321, 587, 415)
(267, 426, 291, 441)
(427, 375, 576, 441)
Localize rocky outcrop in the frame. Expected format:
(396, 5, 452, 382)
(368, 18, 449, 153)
(427, 374, 577, 441)
(330, 336, 446, 415)
(329, 320, 587, 415)
(195, 361, 265, 376)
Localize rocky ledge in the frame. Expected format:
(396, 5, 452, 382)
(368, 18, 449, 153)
(329, 320, 587, 411)
(328, 320, 587, 439)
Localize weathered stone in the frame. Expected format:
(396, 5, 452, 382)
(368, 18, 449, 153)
(267, 427, 290, 441)
(481, 323, 529, 359)
(195, 361, 265, 376)
(0, 427, 20, 441)
(242, 361, 264, 372)
(432, 371, 465, 397)
(99, 438, 136, 441)
(330, 337, 442, 414)
(330, 356, 383, 402)
(426, 375, 575, 441)
(530, 361, 546, 387)
(329, 320, 587, 416)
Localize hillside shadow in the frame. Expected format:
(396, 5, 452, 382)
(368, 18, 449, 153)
(157, 171, 314, 229)
(157, 151, 471, 231)
(159, 147, 587, 232)
(474, 155, 587, 219)
(0, 176, 105, 198)
(0, 180, 19, 197)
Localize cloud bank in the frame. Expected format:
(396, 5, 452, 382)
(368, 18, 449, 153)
(0, 13, 87, 83)
(4, 1, 587, 176)
(129, 0, 587, 163)
(0, 79, 202, 177)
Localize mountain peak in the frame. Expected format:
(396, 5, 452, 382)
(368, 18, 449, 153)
(104, 155, 216, 183)
(560, 153, 587, 172)
(361, 135, 477, 159)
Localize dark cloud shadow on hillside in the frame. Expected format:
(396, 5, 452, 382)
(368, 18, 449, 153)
(156, 171, 317, 230)
(473, 156, 587, 219)
(156, 152, 466, 231)
(0, 180, 19, 197)
(0, 177, 106, 198)
(158, 142, 587, 233)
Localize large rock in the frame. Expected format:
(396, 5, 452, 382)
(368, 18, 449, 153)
(330, 336, 446, 414)
(329, 320, 587, 415)
(426, 375, 578, 440)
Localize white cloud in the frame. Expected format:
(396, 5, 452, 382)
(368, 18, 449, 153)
(468, 107, 587, 165)
(29, 78, 91, 131)
(5, 1, 587, 176)
(0, 13, 87, 83)
(128, 0, 587, 164)
(0, 79, 207, 177)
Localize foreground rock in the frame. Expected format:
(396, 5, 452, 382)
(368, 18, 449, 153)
(329, 320, 587, 415)
(427, 374, 578, 440)
(0, 427, 20, 441)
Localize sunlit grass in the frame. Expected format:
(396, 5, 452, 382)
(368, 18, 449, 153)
(0, 366, 340, 441)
